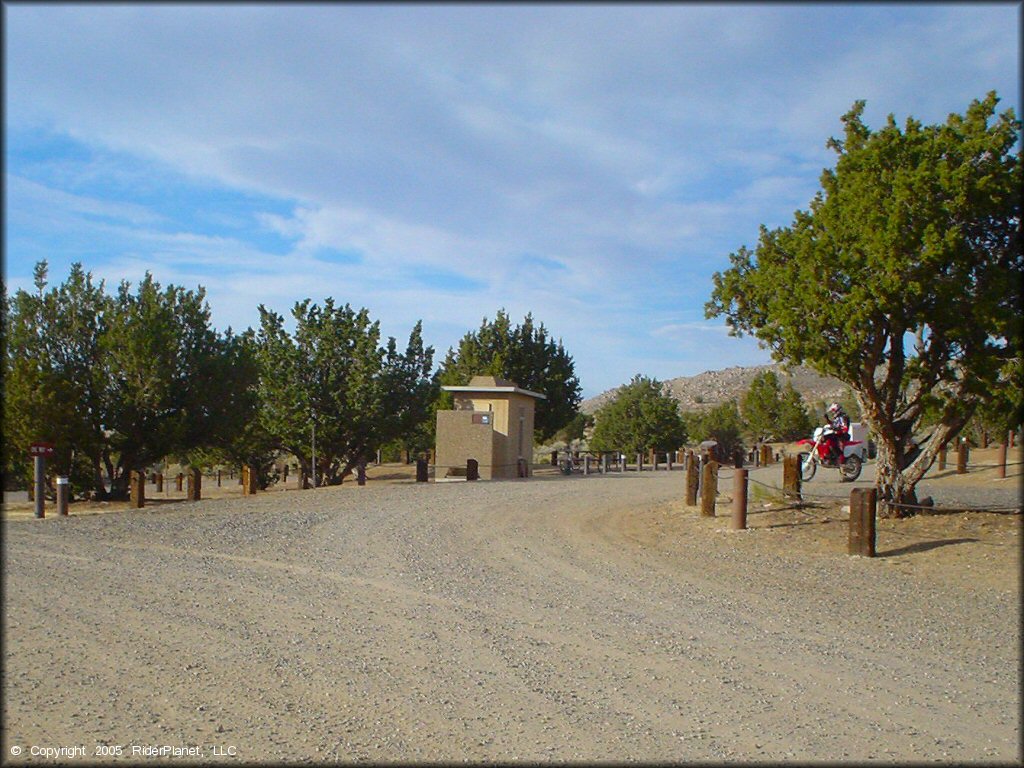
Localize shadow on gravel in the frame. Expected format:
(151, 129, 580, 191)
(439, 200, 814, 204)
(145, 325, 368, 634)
(877, 537, 979, 557)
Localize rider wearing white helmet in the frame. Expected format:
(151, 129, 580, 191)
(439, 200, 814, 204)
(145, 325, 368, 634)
(825, 402, 851, 462)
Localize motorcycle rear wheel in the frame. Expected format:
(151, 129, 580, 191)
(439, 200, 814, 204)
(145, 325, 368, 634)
(840, 454, 863, 482)
(798, 452, 816, 481)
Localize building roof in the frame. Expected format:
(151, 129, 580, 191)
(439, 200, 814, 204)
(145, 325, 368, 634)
(442, 375, 547, 400)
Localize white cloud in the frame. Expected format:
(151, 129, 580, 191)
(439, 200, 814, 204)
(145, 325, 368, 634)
(4, 4, 1019, 397)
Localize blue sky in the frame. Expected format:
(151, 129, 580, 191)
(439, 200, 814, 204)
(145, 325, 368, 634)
(4, 3, 1020, 398)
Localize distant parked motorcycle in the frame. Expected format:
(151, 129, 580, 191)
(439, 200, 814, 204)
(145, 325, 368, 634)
(795, 425, 866, 482)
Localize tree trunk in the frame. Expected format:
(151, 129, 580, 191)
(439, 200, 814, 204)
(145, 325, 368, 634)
(91, 454, 109, 500)
(871, 413, 968, 518)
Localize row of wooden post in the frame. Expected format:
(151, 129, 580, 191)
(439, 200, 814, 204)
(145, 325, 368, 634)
(687, 455, 877, 557)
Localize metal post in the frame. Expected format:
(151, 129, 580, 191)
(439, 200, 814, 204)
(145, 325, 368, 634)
(57, 476, 70, 516)
(731, 468, 747, 530)
(34, 455, 45, 518)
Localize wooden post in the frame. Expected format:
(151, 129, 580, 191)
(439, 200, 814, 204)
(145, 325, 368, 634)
(731, 468, 747, 530)
(637, 452, 643, 472)
(217, 470, 222, 487)
(186, 468, 201, 501)
(242, 465, 257, 495)
(300, 469, 309, 490)
(57, 476, 70, 516)
(357, 461, 367, 486)
(754, 446, 761, 467)
(848, 487, 877, 557)
(416, 458, 429, 483)
(1009, 430, 1016, 449)
(957, 440, 968, 474)
(584, 455, 591, 475)
(981, 431, 989, 449)
(700, 460, 718, 517)
(653, 453, 659, 471)
(601, 453, 609, 474)
(130, 470, 145, 509)
(938, 445, 947, 471)
(175, 473, 184, 491)
(782, 455, 801, 501)
(466, 459, 479, 481)
(667, 453, 673, 472)
(282, 464, 288, 481)
(685, 456, 698, 506)
(551, 450, 558, 466)
(997, 442, 1007, 479)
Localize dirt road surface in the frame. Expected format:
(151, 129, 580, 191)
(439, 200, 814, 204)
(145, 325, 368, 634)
(2, 467, 1020, 763)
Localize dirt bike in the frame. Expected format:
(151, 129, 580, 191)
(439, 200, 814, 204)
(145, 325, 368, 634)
(795, 425, 865, 482)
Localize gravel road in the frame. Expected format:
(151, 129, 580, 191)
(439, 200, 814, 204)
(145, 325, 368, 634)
(3, 472, 1019, 763)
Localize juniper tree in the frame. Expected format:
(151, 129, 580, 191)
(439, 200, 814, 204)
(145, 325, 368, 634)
(707, 93, 1021, 514)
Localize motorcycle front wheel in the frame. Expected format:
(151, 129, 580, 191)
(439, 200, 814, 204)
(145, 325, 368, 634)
(840, 454, 863, 482)
(798, 452, 816, 481)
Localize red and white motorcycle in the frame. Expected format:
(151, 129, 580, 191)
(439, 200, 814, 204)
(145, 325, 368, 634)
(795, 425, 866, 482)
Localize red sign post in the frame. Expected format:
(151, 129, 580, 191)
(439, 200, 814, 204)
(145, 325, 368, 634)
(29, 443, 55, 518)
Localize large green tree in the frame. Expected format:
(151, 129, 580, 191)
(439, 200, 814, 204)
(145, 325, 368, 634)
(3, 262, 247, 499)
(590, 375, 686, 454)
(683, 400, 745, 459)
(741, 370, 813, 442)
(3, 262, 108, 494)
(437, 310, 581, 443)
(255, 299, 433, 485)
(707, 93, 1021, 514)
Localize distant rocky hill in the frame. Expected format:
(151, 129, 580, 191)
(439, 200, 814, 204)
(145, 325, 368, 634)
(580, 364, 847, 417)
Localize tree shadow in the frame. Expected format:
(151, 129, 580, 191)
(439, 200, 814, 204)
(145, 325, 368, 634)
(877, 537, 979, 557)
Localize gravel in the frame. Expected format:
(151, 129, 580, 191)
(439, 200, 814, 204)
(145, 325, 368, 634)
(2, 472, 1019, 763)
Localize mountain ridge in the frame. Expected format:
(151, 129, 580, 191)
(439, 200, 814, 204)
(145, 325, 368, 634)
(581, 363, 848, 416)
